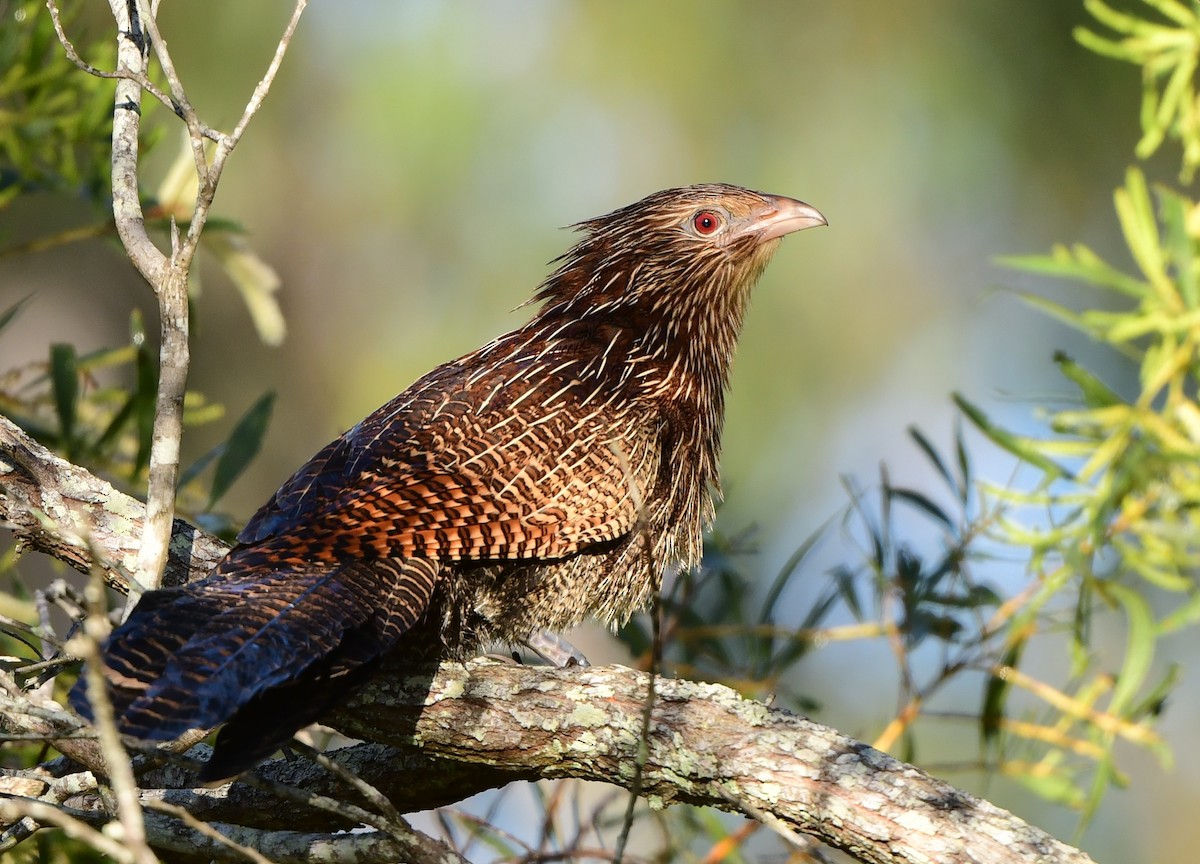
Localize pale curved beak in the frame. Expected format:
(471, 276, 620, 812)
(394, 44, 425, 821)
(744, 195, 827, 243)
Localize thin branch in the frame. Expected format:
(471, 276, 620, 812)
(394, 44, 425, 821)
(0, 796, 132, 862)
(142, 800, 273, 864)
(131, 0, 210, 195)
(137, 812, 467, 864)
(184, 0, 308, 267)
(100, 0, 184, 600)
(118, 743, 523, 834)
(285, 738, 408, 832)
(0, 221, 115, 259)
(45, 0, 122, 81)
(75, 566, 157, 864)
(232, 766, 408, 839)
(229, 1, 309, 146)
(44, 0, 227, 142)
(716, 787, 834, 863)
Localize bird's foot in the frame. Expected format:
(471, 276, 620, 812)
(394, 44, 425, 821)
(522, 631, 590, 668)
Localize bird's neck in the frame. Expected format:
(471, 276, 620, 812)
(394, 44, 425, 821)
(527, 275, 754, 501)
(528, 284, 748, 403)
(644, 292, 748, 504)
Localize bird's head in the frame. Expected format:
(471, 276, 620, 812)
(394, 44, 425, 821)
(534, 183, 825, 330)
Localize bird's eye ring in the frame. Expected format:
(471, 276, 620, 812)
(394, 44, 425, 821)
(692, 210, 722, 235)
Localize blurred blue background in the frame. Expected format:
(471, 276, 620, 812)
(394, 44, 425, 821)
(1, 2, 1192, 860)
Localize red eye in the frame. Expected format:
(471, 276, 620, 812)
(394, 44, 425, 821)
(692, 210, 721, 235)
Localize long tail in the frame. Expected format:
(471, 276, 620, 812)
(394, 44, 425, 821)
(69, 555, 438, 780)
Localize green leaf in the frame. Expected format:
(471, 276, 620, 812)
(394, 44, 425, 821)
(907, 610, 963, 643)
(49, 343, 78, 454)
(182, 394, 226, 427)
(1074, 26, 1134, 63)
(1143, 0, 1196, 28)
(1129, 662, 1177, 725)
(1082, 0, 1138, 35)
(206, 232, 287, 346)
(1053, 351, 1123, 409)
(1116, 168, 1169, 292)
(1080, 755, 1123, 830)
(1014, 766, 1085, 809)
(209, 392, 275, 508)
(926, 585, 1001, 610)
(177, 442, 224, 493)
(768, 564, 844, 671)
(77, 343, 137, 372)
(1158, 186, 1198, 308)
(0, 293, 33, 334)
(999, 244, 1148, 299)
(841, 474, 885, 572)
(1007, 291, 1089, 335)
(953, 393, 1072, 481)
(760, 518, 828, 624)
(829, 564, 864, 621)
(1098, 581, 1155, 717)
(908, 425, 957, 498)
(1159, 589, 1200, 632)
(887, 485, 954, 530)
(954, 419, 972, 506)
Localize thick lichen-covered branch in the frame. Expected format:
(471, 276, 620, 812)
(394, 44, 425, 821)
(335, 661, 1095, 864)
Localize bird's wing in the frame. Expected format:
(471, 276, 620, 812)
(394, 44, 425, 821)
(91, 557, 438, 746)
(238, 431, 358, 544)
(240, 361, 658, 562)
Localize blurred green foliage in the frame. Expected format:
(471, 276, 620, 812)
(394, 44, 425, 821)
(1077, 0, 1200, 180)
(0, 298, 274, 538)
(962, 161, 1199, 820)
(0, 0, 118, 210)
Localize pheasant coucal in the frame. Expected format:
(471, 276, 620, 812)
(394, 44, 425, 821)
(70, 183, 826, 780)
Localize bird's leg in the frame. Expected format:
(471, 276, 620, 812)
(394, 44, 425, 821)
(522, 630, 590, 668)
